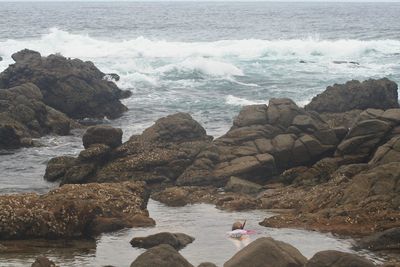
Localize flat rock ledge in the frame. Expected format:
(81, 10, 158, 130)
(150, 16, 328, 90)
(0, 181, 154, 239)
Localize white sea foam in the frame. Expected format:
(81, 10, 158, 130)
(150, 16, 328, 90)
(0, 28, 399, 89)
(1, 28, 399, 63)
(225, 95, 266, 106)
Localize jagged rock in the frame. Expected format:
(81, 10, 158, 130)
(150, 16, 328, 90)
(130, 244, 194, 267)
(357, 227, 400, 251)
(82, 125, 123, 149)
(0, 83, 74, 149)
(0, 49, 129, 119)
(130, 232, 194, 250)
(224, 176, 263, 194)
(31, 256, 57, 267)
(305, 78, 399, 113)
(224, 237, 307, 267)
(305, 250, 375, 267)
(0, 181, 152, 239)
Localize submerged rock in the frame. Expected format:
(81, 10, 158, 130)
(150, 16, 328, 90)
(130, 232, 194, 250)
(305, 250, 375, 267)
(130, 244, 194, 267)
(0, 49, 129, 119)
(305, 78, 399, 113)
(224, 237, 307, 267)
(0, 181, 153, 239)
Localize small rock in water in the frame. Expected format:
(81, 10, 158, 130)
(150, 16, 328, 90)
(130, 244, 194, 267)
(130, 232, 195, 250)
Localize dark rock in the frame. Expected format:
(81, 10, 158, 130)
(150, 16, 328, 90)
(130, 232, 194, 250)
(306, 250, 375, 267)
(0, 181, 152, 239)
(357, 227, 400, 251)
(130, 244, 194, 267)
(0, 49, 128, 119)
(305, 78, 399, 113)
(82, 125, 122, 149)
(31, 256, 57, 267)
(78, 144, 111, 163)
(0, 83, 74, 149)
(224, 237, 307, 267)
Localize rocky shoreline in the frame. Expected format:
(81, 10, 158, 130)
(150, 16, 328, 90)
(1, 50, 400, 266)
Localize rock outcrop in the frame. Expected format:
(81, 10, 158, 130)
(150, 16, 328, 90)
(130, 232, 194, 250)
(305, 78, 399, 113)
(0, 49, 129, 119)
(130, 244, 194, 267)
(177, 98, 341, 186)
(305, 250, 375, 267)
(45, 113, 213, 185)
(357, 228, 400, 252)
(224, 237, 307, 267)
(0, 181, 153, 239)
(0, 83, 75, 149)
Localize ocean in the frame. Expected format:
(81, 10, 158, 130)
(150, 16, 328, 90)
(0, 1, 400, 191)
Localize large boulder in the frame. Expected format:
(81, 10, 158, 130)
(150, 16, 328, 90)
(305, 78, 399, 113)
(305, 250, 375, 267)
(0, 83, 74, 149)
(0, 49, 129, 119)
(82, 125, 123, 149)
(224, 237, 307, 267)
(130, 244, 194, 267)
(0, 181, 153, 239)
(130, 232, 194, 250)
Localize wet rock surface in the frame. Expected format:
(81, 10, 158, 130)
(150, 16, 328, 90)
(130, 232, 194, 250)
(0, 49, 129, 119)
(0, 181, 153, 239)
